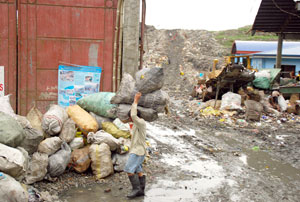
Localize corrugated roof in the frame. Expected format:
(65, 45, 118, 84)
(252, 0, 300, 34)
(252, 46, 300, 57)
(232, 40, 300, 54)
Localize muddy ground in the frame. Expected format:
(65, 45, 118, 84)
(35, 89, 300, 202)
(33, 28, 300, 202)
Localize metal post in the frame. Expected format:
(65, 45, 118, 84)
(139, 0, 146, 70)
(276, 33, 283, 69)
(214, 81, 220, 109)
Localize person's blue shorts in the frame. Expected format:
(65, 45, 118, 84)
(124, 153, 145, 174)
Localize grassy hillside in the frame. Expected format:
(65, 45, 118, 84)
(214, 25, 278, 52)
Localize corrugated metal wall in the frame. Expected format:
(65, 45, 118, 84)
(17, 0, 118, 115)
(0, 0, 17, 111)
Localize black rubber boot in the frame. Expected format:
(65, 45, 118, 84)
(127, 175, 141, 199)
(137, 175, 146, 196)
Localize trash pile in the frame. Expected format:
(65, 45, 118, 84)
(190, 59, 300, 126)
(189, 84, 300, 128)
(0, 67, 168, 201)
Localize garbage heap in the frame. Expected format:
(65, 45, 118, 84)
(0, 67, 168, 202)
(190, 64, 300, 126)
(189, 87, 300, 127)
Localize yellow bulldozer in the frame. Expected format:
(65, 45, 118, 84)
(208, 55, 256, 80)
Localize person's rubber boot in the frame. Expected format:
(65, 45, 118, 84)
(137, 175, 146, 196)
(127, 175, 141, 199)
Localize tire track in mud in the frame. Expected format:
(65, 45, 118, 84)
(146, 122, 300, 202)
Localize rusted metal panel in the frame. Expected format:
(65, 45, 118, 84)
(0, 0, 17, 111)
(18, 0, 118, 115)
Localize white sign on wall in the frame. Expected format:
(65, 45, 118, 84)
(0, 66, 4, 96)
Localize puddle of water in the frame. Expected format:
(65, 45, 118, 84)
(146, 124, 234, 198)
(145, 178, 226, 202)
(218, 135, 300, 183)
(61, 185, 125, 202)
(61, 124, 236, 202)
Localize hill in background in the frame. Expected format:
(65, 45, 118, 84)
(214, 25, 278, 53)
(142, 25, 278, 93)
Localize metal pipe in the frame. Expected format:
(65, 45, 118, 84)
(112, 0, 122, 92)
(276, 33, 283, 69)
(139, 0, 146, 70)
(117, 0, 124, 89)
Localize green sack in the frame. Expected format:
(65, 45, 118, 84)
(0, 112, 25, 147)
(102, 122, 131, 139)
(77, 92, 117, 119)
(253, 77, 270, 90)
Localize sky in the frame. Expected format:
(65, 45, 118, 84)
(145, 0, 262, 31)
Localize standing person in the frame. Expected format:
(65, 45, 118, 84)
(124, 92, 147, 199)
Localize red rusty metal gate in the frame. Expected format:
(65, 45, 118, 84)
(0, 0, 17, 111)
(18, 0, 118, 115)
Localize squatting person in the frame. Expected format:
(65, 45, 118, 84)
(123, 92, 147, 199)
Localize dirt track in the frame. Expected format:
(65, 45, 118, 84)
(34, 27, 300, 202)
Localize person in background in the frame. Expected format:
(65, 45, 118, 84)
(290, 71, 296, 79)
(123, 92, 147, 199)
(269, 91, 281, 112)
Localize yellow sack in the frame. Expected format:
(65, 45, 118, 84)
(102, 122, 131, 139)
(67, 105, 99, 135)
(89, 143, 113, 179)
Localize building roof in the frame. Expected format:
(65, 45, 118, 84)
(252, 46, 300, 57)
(232, 40, 300, 54)
(252, 0, 300, 35)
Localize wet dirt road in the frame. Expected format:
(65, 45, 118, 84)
(60, 121, 300, 202)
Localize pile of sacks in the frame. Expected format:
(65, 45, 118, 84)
(110, 67, 169, 122)
(0, 96, 133, 201)
(0, 67, 167, 201)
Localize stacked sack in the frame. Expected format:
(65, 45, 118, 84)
(111, 67, 169, 122)
(0, 68, 162, 199)
(67, 94, 137, 178)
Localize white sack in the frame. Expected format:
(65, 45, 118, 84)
(0, 172, 29, 202)
(25, 152, 48, 184)
(0, 143, 29, 180)
(42, 105, 68, 136)
(87, 131, 120, 151)
(38, 137, 63, 155)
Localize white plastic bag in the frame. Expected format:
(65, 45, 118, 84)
(0, 95, 16, 118)
(113, 118, 130, 131)
(220, 92, 242, 111)
(278, 95, 287, 112)
(254, 70, 271, 79)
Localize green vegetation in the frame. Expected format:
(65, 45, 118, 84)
(214, 25, 278, 52)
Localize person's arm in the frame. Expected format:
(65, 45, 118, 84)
(131, 92, 145, 125)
